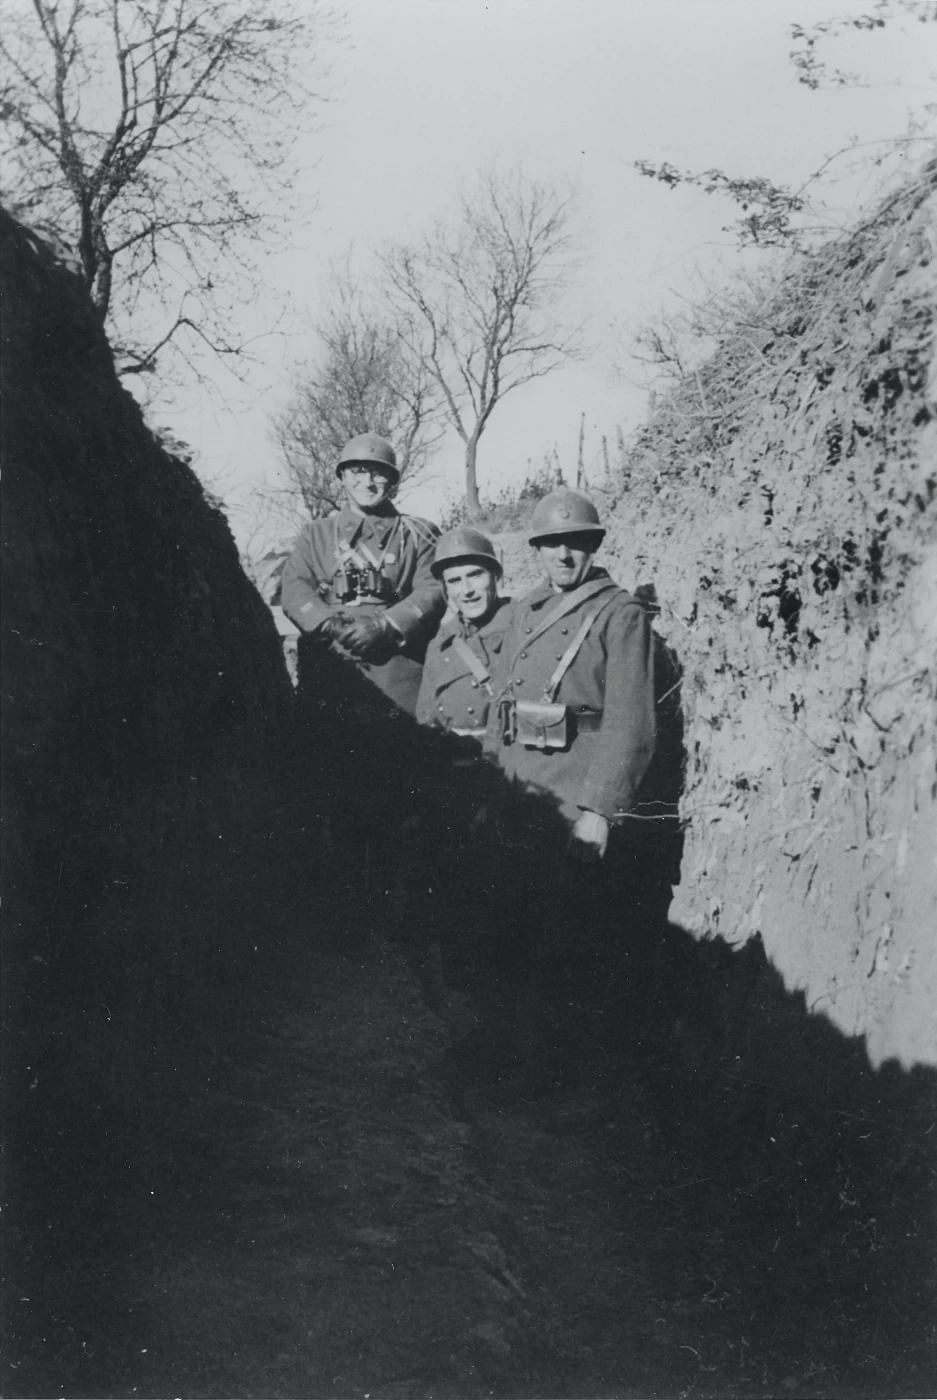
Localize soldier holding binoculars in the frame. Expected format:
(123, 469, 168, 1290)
(281, 433, 445, 716)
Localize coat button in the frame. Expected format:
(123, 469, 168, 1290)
(471, 680, 479, 689)
(515, 677, 524, 686)
(556, 653, 563, 660)
(466, 706, 475, 714)
(524, 625, 533, 634)
(437, 704, 445, 712)
(561, 627, 569, 635)
(519, 651, 528, 659)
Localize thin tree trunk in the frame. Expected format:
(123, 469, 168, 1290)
(465, 437, 481, 518)
(92, 236, 113, 321)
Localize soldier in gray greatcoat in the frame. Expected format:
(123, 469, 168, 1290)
(280, 433, 445, 716)
(482, 488, 657, 1094)
(416, 526, 512, 740)
(408, 528, 513, 1011)
(488, 488, 656, 854)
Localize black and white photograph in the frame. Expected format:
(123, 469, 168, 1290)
(2, 1, 935, 1396)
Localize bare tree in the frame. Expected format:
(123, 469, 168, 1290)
(381, 166, 581, 517)
(789, 0, 937, 90)
(272, 264, 443, 519)
(635, 1, 937, 251)
(236, 483, 305, 590)
(0, 0, 337, 377)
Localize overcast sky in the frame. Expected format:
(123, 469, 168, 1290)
(156, 0, 936, 547)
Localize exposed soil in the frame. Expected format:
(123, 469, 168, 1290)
(7, 906, 935, 1400)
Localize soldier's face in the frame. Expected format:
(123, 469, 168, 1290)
(536, 532, 600, 591)
(341, 463, 394, 511)
(443, 562, 499, 622)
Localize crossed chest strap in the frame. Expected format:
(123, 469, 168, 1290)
(449, 635, 494, 694)
(507, 578, 619, 702)
(331, 520, 398, 603)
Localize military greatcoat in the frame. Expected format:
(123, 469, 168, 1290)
(415, 597, 513, 738)
(487, 567, 656, 826)
(281, 504, 445, 714)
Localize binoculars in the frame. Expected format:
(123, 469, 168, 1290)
(333, 565, 394, 604)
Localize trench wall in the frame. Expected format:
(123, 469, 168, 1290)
(1, 208, 294, 1145)
(499, 165, 937, 1070)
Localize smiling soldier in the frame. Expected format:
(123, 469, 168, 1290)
(280, 433, 445, 715)
(483, 487, 657, 1095)
(491, 488, 655, 857)
(406, 527, 514, 1017)
(415, 526, 512, 740)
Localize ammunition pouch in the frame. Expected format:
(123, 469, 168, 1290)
(499, 697, 603, 748)
(501, 697, 570, 750)
(517, 699, 569, 749)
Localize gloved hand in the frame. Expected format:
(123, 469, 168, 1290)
(336, 612, 400, 664)
(311, 612, 349, 647)
(567, 809, 609, 864)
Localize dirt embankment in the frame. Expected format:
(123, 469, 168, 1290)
(497, 164, 937, 1072)
(2, 206, 296, 1128)
(1, 204, 305, 1316)
(621, 165, 936, 1070)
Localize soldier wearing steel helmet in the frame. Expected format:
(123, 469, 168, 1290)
(488, 487, 655, 857)
(415, 526, 512, 740)
(280, 433, 445, 715)
(478, 487, 657, 1095)
(397, 526, 515, 1018)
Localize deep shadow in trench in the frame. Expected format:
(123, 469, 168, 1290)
(5, 615, 936, 1398)
(291, 639, 936, 1397)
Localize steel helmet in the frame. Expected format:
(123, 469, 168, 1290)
(528, 488, 605, 545)
(431, 525, 502, 579)
(336, 432, 400, 482)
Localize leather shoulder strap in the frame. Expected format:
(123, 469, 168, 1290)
(542, 590, 619, 701)
(507, 577, 617, 675)
(450, 635, 493, 692)
(357, 540, 388, 570)
(331, 517, 368, 578)
(401, 515, 440, 551)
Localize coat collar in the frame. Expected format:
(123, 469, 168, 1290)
(438, 596, 511, 649)
(334, 502, 400, 544)
(336, 503, 398, 525)
(525, 565, 611, 611)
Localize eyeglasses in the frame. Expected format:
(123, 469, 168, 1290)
(344, 465, 391, 480)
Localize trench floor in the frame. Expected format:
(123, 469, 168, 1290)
(7, 938, 933, 1400)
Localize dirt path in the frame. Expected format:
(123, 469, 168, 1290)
(9, 936, 933, 1400)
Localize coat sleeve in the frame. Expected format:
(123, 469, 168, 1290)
(280, 527, 335, 633)
(578, 601, 656, 822)
(384, 519, 446, 644)
(415, 637, 442, 727)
